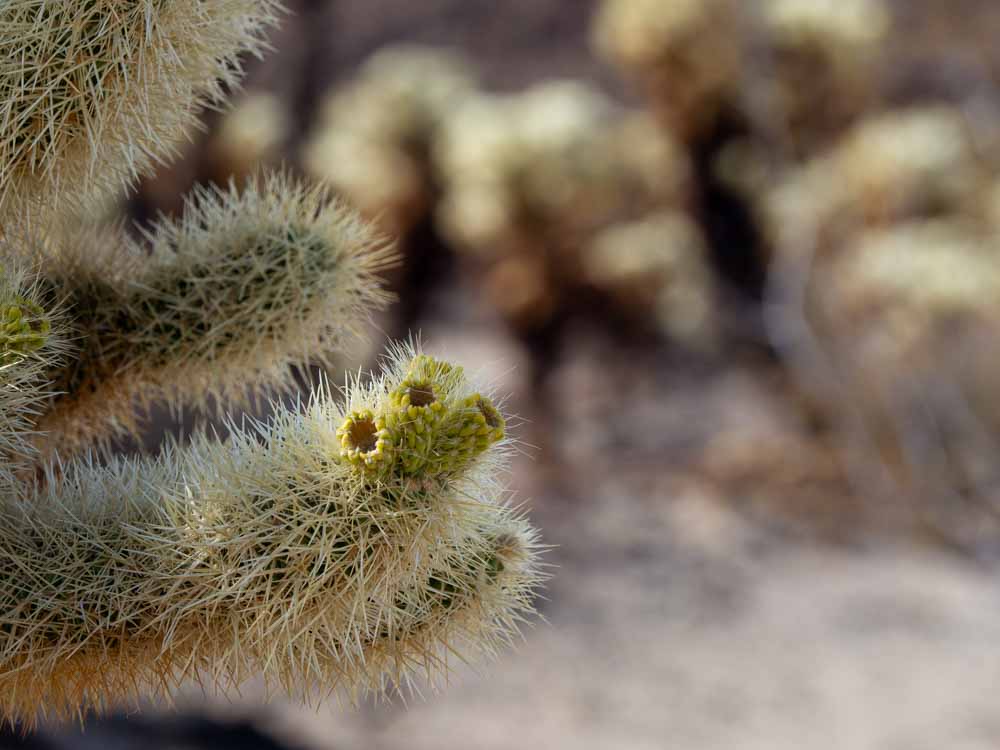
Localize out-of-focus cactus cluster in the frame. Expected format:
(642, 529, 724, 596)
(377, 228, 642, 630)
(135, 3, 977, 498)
(593, 0, 890, 153)
(302, 46, 718, 345)
(304, 46, 476, 237)
(756, 108, 1000, 541)
(593, 0, 1000, 541)
(285, 1, 1000, 544)
(207, 92, 291, 184)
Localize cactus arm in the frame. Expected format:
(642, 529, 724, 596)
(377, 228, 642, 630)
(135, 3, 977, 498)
(0, 346, 541, 726)
(23, 172, 393, 459)
(0, 0, 284, 219)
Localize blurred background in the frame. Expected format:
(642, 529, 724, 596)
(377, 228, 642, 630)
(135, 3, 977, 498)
(12, 0, 1000, 747)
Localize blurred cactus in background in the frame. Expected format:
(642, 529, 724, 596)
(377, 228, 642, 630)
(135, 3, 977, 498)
(582, 212, 718, 350)
(434, 80, 709, 336)
(758, 108, 1000, 542)
(593, 0, 889, 153)
(207, 92, 291, 184)
(303, 45, 476, 236)
(302, 47, 714, 346)
(587, 0, 1000, 545)
(592, 0, 742, 144)
(0, 0, 544, 729)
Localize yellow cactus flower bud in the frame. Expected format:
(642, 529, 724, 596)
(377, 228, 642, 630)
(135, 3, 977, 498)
(383, 355, 462, 474)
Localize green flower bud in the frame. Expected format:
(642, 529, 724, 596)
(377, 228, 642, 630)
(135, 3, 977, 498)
(425, 393, 505, 475)
(385, 367, 450, 474)
(0, 297, 50, 367)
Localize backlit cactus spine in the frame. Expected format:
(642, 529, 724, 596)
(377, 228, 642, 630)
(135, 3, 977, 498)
(0, 345, 542, 726)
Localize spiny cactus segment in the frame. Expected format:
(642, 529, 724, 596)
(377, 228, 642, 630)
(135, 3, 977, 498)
(0, 344, 542, 727)
(0, 0, 284, 219)
(339, 354, 505, 477)
(0, 1, 543, 731)
(21, 170, 394, 458)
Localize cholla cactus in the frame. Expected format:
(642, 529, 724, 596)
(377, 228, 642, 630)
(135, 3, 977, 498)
(0, 0, 282, 220)
(435, 80, 621, 253)
(303, 45, 476, 235)
(583, 211, 718, 348)
(0, 344, 542, 725)
(0, 1, 544, 728)
(592, 0, 741, 142)
(755, 100, 1000, 543)
(19, 171, 394, 459)
(434, 81, 692, 331)
(436, 84, 688, 253)
(207, 92, 291, 183)
(803, 218, 1000, 538)
(763, 107, 985, 259)
(828, 220, 1000, 362)
(757, 0, 889, 153)
(593, 0, 889, 152)
(763, 0, 889, 52)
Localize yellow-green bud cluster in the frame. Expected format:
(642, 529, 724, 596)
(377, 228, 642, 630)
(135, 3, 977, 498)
(385, 372, 449, 474)
(406, 353, 461, 384)
(425, 393, 506, 475)
(336, 354, 506, 478)
(336, 408, 392, 472)
(0, 297, 50, 367)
